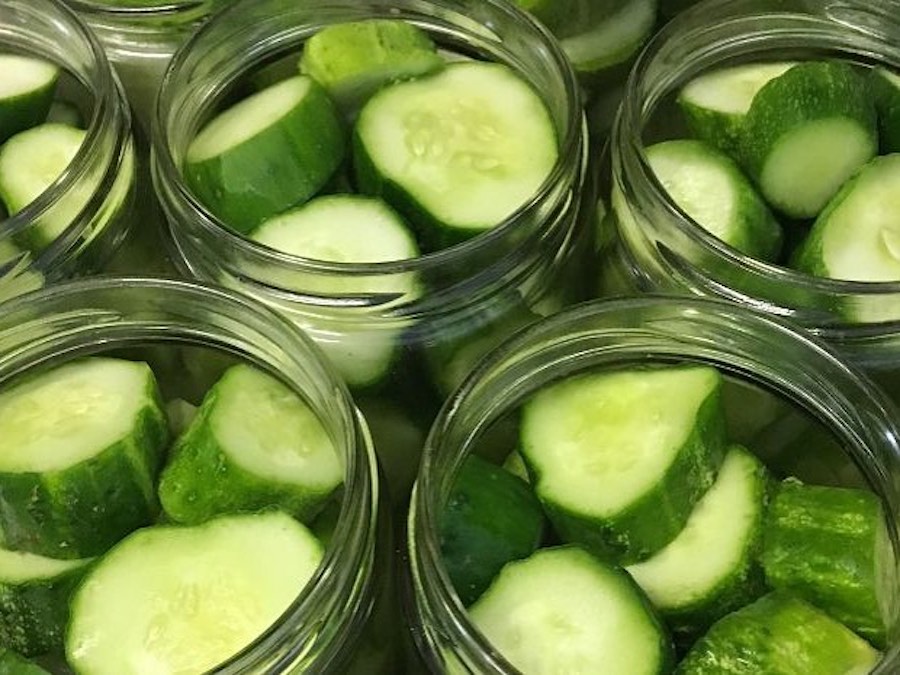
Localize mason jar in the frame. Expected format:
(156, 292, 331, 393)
(407, 295, 900, 673)
(605, 0, 900, 383)
(0, 276, 401, 673)
(152, 0, 594, 502)
(0, 0, 137, 303)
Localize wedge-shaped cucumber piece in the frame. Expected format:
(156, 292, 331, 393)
(185, 75, 345, 234)
(676, 592, 881, 674)
(354, 62, 558, 249)
(440, 455, 545, 606)
(469, 546, 674, 674)
(792, 154, 900, 284)
(559, 0, 657, 74)
(0, 55, 58, 144)
(741, 61, 877, 218)
(627, 446, 768, 637)
(647, 139, 782, 259)
(761, 478, 893, 647)
(677, 62, 795, 158)
(872, 67, 900, 153)
(0, 647, 50, 674)
(0, 549, 92, 656)
(66, 511, 323, 675)
(521, 365, 727, 564)
(159, 364, 343, 524)
(0, 358, 168, 558)
(0, 123, 85, 249)
(300, 19, 443, 114)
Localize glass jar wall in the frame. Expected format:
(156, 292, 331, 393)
(408, 296, 900, 673)
(152, 0, 595, 502)
(0, 277, 399, 673)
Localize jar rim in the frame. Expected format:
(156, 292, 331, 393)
(66, 0, 204, 16)
(409, 294, 900, 672)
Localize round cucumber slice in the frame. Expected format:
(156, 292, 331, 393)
(185, 75, 346, 234)
(0, 55, 59, 144)
(66, 512, 324, 675)
(354, 61, 558, 249)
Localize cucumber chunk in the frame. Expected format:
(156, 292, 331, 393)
(299, 19, 443, 114)
(0, 647, 50, 674)
(627, 446, 768, 637)
(0, 55, 58, 144)
(185, 75, 346, 234)
(0, 549, 92, 656)
(872, 67, 900, 153)
(440, 455, 545, 606)
(677, 62, 795, 158)
(468, 546, 674, 674)
(0, 358, 168, 558)
(647, 139, 782, 259)
(792, 154, 900, 284)
(354, 62, 558, 249)
(559, 0, 657, 74)
(741, 61, 877, 218)
(676, 592, 881, 674)
(520, 365, 726, 564)
(159, 364, 343, 525)
(66, 511, 323, 675)
(0, 123, 85, 249)
(760, 478, 892, 647)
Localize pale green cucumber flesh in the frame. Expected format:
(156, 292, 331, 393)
(627, 446, 767, 634)
(676, 592, 881, 674)
(354, 62, 557, 242)
(299, 19, 443, 113)
(66, 512, 323, 675)
(159, 364, 343, 524)
(794, 154, 900, 283)
(520, 365, 726, 563)
(0, 56, 59, 145)
(761, 478, 891, 647)
(559, 0, 657, 73)
(469, 546, 674, 674)
(185, 75, 346, 234)
(646, 139, 782, 259)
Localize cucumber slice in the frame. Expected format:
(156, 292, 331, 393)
(559, 0, 657, 74)
(0, 123, 86, 249)
(626, 446, 768, 637)
(0, 55, 58, 145)
(792, 154, 900, 283)
(873, 67, 900, 153)
(468, 546, 674, 674)
(741, 61, 877, 218)
(66, 511, 324, 675)
(676, 592, 881, 674)
(0, 549, 92, 656)
(647, 139, 783, 260)
(760, 478, 892, 647)
(677, 62, 795, 159)
(521, 365, 726, 564)
(0, 358, 168, 558)
(354, 62, 558, 249)
(0, 647, 50, 674)
(299, 19, 444, 114)
(159, 364, 343, 525)
(185, 75, 346, 234)
(440, 455, 545, 606)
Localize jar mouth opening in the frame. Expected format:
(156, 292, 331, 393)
(152, 0, 584, 278)
(410, 295, 900, 671)
(0, 0, 130, 258)
(615, 8, 900, 299)
(0, 276, 380, 671)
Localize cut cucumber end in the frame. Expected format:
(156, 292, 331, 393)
(559, 0, 657, 73)
(679, 62, 797, 117)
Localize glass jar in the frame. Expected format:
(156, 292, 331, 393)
(152, 0, 594, 501)
(407, 295, 900, 673)
(606, 0, 900, 375)
(0, 0, 137, 303)
(0, 276, 399, 673)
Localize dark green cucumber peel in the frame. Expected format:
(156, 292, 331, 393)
(761, 478, 892, 647)
(439, 454, 545, 606)
(0, 647, 50, 674)
(872, 68, 900, 154)
(0, 56, 59, 145)
(676, 592, 881, 674)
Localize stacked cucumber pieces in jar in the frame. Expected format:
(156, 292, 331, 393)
(0, 355, 342, 673)
(646, 59, 900, 296)
(439, 364, 890, 673)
